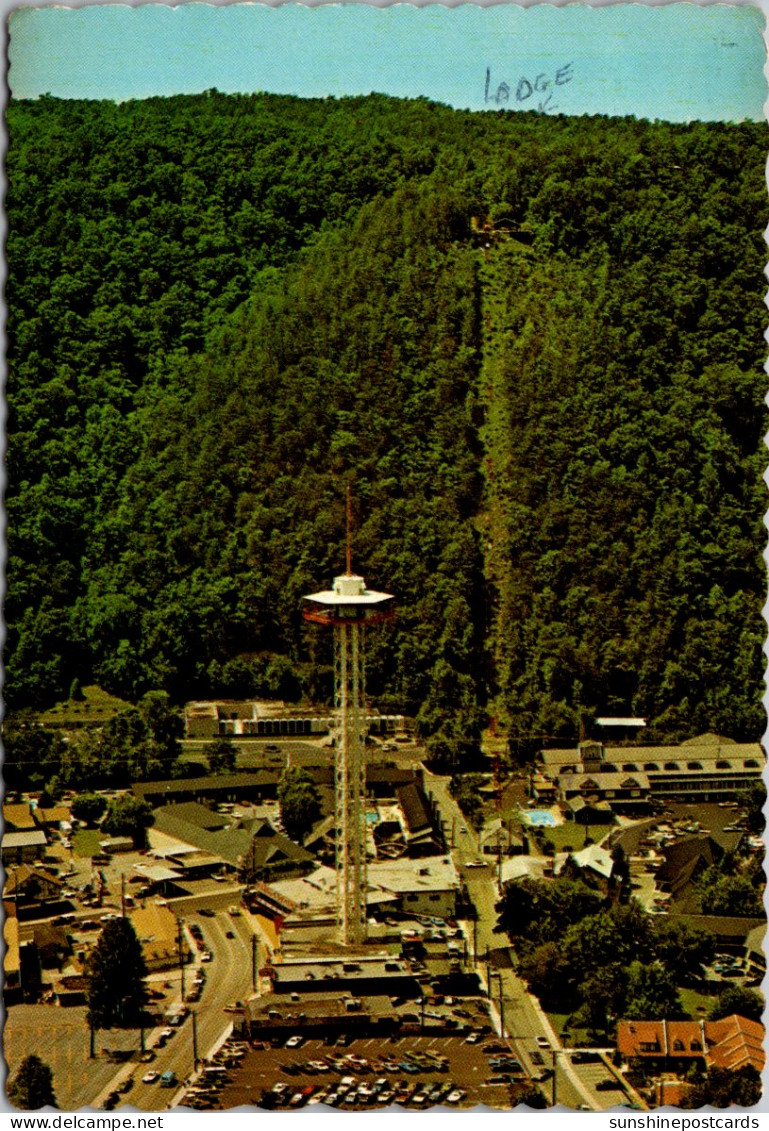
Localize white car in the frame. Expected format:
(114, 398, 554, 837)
(142, 1071, 160, 1085)
(465, 859, 487, 868)
(285, 1035, 304, 1048)
(536, 1036, 551, 1048)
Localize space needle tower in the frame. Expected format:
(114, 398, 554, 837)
(303, 496, 394, 946)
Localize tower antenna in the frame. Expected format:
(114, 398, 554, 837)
(346, 486, 353, 575)
(303, 512, 395, 948)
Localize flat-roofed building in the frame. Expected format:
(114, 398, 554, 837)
(267, 954, 416, 996)
(184, 698, 407, 739)
(368, 855, 460, 919)
(2, 829, 47, 865)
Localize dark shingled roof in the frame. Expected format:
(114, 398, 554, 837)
(397, 783, 432, 835)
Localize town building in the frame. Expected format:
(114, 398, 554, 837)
(2, 829, 48, 866)
(148, 802, 313, 880)
(264, 954, 416, 996)
(129, 904, 192, 972)
(617, 1014, 765, 1076)
(537, 733, 765, 809)
(184, 698, 406, 739)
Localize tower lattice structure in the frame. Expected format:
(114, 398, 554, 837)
(304, 538, 394, 946)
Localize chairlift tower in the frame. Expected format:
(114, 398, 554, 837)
(303, 504, 394, 947)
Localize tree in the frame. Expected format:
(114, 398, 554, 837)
(205, 737, 237, 775)
(652, 918, 716, 983)
(697, 872, 763, 917)
(449, 774, 486, 832)
(708, 985, 764, 1023)
(574, 964, 629, 1038)
(8, 1055, 57, 1109)
(138, 691, 183, 771)
(102, 796, 154, 847)
(562, 903, 653, 978)
(277, 767, 321, 842)
(609, 844, 630, 902)
(680, 1065, 762, 1109)
(737, 782, 766, 834)
(70, 792, 108, 826)
(624, 961, 684, 1020)
(496, 876, 604, 950)
(518, 941, 574, 1010)
(85, 917, 147, 1029)
(516, 1086, 547, 1109)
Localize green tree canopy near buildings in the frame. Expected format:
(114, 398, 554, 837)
(205, 737, 238, 774)
(85, 917, 148, 1029)
(681, 1065, 762, 1109)
(6, 93, 766, 754)
(8, 1055, 57, 1110)
(708, 985, 764, 1024)
(70, 792, 107, 826)
(277, 766, 321, 841)
(102, 796, 155, 847)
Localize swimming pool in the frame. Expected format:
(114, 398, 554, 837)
(523, 810, 558, 827)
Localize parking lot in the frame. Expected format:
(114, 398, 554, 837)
(190, 1031, 531, 1111)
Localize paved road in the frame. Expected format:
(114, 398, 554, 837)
(181, 737, 425, 770)
(89, 908, 256, 1112)
(423, 770, 600, 1111)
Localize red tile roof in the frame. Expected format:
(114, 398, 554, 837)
(618, 1015, 765, 1076)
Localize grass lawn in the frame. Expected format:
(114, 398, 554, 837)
(540, 824, 614, 851)
(679, 986, 715, 1019)
(38, 684, 133, 727)
(72, 829, 101, 857)
(545, 1011, 593, 1048)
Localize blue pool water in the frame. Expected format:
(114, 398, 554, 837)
(525, 810, 558, 827)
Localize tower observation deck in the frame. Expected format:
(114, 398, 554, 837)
(304, 570, 394, 947)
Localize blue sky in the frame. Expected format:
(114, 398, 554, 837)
(8, 2, 767, 122)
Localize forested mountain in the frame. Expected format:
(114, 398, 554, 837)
(6, 92, 766, 760)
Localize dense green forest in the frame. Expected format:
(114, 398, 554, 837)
(6, 92, 766, 764)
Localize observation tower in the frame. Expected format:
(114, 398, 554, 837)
(303, 502, 394, 947)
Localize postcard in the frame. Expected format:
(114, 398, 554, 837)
(3, 0, 767, 1120)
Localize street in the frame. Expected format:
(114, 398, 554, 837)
(91, 906, 257, 1111)
(423, 769, 627, 1111)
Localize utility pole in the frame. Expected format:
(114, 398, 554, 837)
(472, 916, 478, 963)
(490, 972, 505, 1037)
(121, 874, 126, 917)
(177, 918, 186, 1001)
(192, 1012, 199, 1069)
(89, 1018, 96, 1059)
(251, 934, 258, 992)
